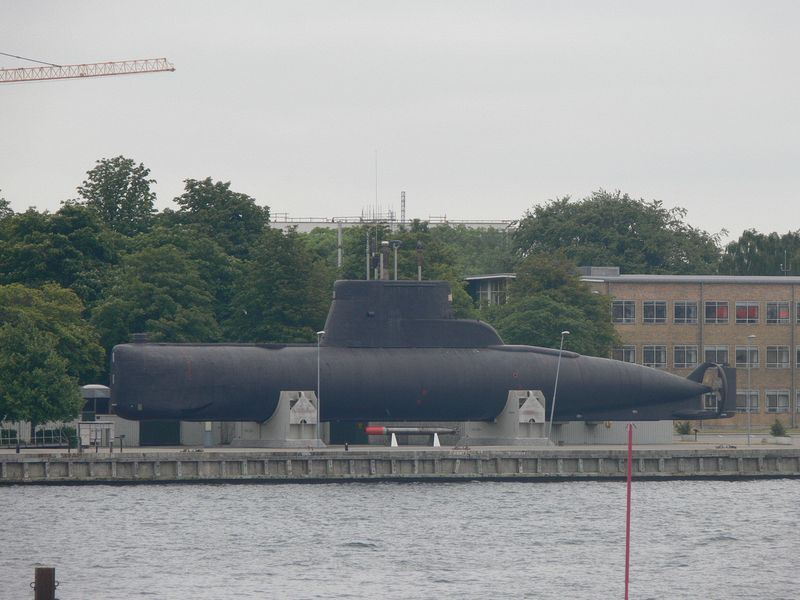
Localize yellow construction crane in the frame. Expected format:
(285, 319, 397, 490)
(0, 52, 175, 83)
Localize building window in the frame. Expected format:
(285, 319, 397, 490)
(766, 346, 790, 369)
(735, 346, 759, 368)
(765, 390, 790, 413)
(735, 390, 759, 413)
(797, 302, 800, 324)
(474, 279, 509, 307)
(797, 346, 800, 367)
(703, 393, 720, 411)
(766, 302, 790, 324)
(643, 301, 667, 324)
(797, 390, 800, 413)
(704, 345, 729, 365)
(704, 301, 728, 324)
(643, 345, 667, 368)
(612, 300, 635, 324)
(673, 345, 698, 369)
(674, 301, 698, 324)
(735, 301, 759, 324)
(612, 346, 636, 363)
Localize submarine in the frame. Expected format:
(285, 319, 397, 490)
(111, 280, 734, 424)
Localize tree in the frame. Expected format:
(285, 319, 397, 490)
(514, 190, 723, 274)
(719, 229, 800, 275)
(225, 229, 333, 342)
(427, 224, 516, 277)
(0, 204, 121, 305)
(91, 245, 221, 351)
(0, 283, 105, 383)
(0, 190, 12, 220)
(77, 156, 156, 236)
(484, 252, 619, 356)
(173, 178, 269, 259)
(131, 224, 241, 326)
(0, 315, 83, 427)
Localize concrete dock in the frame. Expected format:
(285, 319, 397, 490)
(2, 440, 799, 484)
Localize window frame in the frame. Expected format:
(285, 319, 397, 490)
(765, 389, 790, 413)
(766, 345, 790, 369)
(735, 346, 759, 368)
(612, 300, 636, 324)
(673, 345, 699, 369)
(735, 301, 759, 324)
(704, 345, 729, 365)
(643, 300, 667, 324)
(642, 344, 667, 369)
(735, 390, 759, 413)
(704, 301, 729, 324)
(673, 301, 698, 324)
(612, 346, 636, 363)
(766, 301, 790, 325)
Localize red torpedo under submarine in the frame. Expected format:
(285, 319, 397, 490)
(111, 280, 735, 424)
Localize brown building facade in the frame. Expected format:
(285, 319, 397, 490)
(583, 270, 800, 429)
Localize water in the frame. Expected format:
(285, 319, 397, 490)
(2, 480, 798, 599)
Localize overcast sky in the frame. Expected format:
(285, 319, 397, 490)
(2, 1, 798, 240)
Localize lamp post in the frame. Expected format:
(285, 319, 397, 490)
(316, 330, 325, 445)
(390, 240, 402, 280)
(547, 331, 570, 442)
(746, 333, 755, 447)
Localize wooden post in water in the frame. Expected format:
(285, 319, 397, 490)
(34, 566, 56, 600)
(625, 423, 633, 600)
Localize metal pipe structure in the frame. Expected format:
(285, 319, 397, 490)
(317, 330, 325, 443)
(546, 331, 570, 441)
(747, 333, 756, 446)
(365, 426, 457, 435)
(0, 57, 174, 83)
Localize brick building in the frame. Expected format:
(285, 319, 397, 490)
(581, 268, 799, 429)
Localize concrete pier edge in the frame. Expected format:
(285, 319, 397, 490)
(2, 446, 799, 485)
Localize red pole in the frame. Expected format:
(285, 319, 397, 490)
(625, 422, 633, 600)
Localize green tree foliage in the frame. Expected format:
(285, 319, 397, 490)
(719, 229, 800, 275)
(0, 190, 12, 220)
(514, 190, 722, 274)
(91, 245, 221, 350)
(131, 224, 241, 326)
(173, 178, 269, 259)
(427, 225, 516, 277)
(484, 252, 619, 356)
(0, 283, 104, 382)
(0, 204, 120, 305)
(77, 156, 156, 236)
(226, 229, 333, 342)
(0, 315, 83, 425)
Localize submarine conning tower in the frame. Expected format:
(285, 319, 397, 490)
(321, 280, 503, 348)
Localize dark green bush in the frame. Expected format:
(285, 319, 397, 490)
(770, 419, 787, 438)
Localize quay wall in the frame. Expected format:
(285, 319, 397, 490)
(2, 447, 800, 484)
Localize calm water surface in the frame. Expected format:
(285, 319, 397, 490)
(2, 480, 798, 599)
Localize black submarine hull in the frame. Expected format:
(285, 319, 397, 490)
(111, 342, 719, 423)
(111, 279, 732, 424)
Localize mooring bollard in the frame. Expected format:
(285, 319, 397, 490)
(33, 566, 56, 600)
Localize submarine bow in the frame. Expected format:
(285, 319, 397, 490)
(111, 280, 734, 423)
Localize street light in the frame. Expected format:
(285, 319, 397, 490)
(390, 240, 402, 280)
(547, 331, 570, 442)
(316, 330, 325, 445)
(746, 334, 756, 447)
